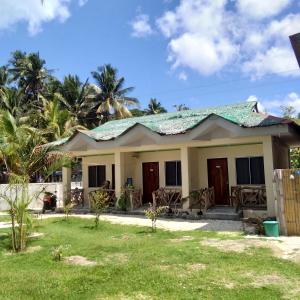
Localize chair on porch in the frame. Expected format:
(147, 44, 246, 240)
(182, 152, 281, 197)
(231, 185, 267, 212)
(152, 188, 183, 215)
(125, 188, 142, 210)
(70, 188, 84, 207)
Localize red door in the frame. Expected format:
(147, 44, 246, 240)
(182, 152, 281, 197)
(142, 162, 159, 204)
(207, 158, 229, 205)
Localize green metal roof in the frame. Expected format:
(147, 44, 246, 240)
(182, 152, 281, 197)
(55, 101, 293, 145)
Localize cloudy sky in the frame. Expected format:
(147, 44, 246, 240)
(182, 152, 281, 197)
(1, 0, 300, 115)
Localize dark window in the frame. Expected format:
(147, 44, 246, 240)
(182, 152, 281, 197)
(236, 157, 265, 185)
(88, 165, 106, 187)
(165, 161, 182, 186)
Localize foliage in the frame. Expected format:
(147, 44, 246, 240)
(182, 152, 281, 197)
(89, 190, 109, 228)
(144, 203, 168, 232)
(144, 98, 167, 115)
(91, 64, 139, 123)
(51, 244, 70, 261)
(290, 148, 300, 168)
(63, 200, 73, 221)
(116, 189, 131, 211)
(280, 105, 296, 119)
(173, 104, 190, 111)
(0, 111, 71, 251)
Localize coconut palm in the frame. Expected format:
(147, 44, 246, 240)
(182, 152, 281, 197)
(58, 75, 96, 126)
(144, 98, 167, 115)
(0, 88, 26, 118)
(41, 94, 86, 141)
(0, 110, 70, 251)
(9, 51, 50, 104)
(0, 66, 10, 90)
(91, 64, 139, 123)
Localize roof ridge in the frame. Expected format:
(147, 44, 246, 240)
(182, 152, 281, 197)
(91, 101, 258, 131)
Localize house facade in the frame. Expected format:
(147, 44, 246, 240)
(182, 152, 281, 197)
(58, 102, 300, 217)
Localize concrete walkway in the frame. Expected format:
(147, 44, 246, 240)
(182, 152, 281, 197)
(37, 213, 243, 232)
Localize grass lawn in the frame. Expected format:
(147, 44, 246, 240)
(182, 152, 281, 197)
(0, 217, 299, 300)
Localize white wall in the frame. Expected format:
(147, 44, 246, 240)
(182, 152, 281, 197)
(0, 183, 63, 211)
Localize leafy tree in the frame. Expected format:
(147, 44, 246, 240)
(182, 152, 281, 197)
(0, 88, 26, 118)
(130, 108, 145, 117)
(58, 75, 97, 127)
(91, 64, 139, 123)
(174, 104, 190, 111)
(291, 148, 300, 169)
(144, 98, 167, 115)
(0, 110, 70, 251)
(280, 105, 296, 119)
(0, 66, 10, 89)
(41, 94, 86, 141)
(9, 51, 50, 104)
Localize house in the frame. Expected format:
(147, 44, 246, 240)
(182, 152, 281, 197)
(57, 101, 300, 217)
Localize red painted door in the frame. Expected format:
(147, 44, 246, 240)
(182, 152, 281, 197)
(207, 158, 229, 205)
(142, 162, 159, 204)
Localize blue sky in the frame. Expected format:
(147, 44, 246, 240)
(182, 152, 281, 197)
(1, 0, 300, 115)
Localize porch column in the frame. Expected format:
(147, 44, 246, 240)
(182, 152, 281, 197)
(263, 136, 275, 216)
(115, 151, 125, 199)
(181, 146, 191, 209)
(62, 167, 71, 205)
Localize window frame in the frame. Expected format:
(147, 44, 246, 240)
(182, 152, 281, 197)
(235, 156, 265, 185)
(165, 160, 182, 187)
(88, 165, 106, 188)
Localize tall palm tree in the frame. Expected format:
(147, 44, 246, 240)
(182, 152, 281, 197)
(9, 51, 50, 104)
(58, 75, 96, 126)
(91, 64, 139, 123)
(41, 94, 86, 141)
(144, 98, 167, 115)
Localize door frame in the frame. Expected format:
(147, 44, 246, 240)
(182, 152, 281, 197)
(142, 162, 159, 204)
(207, 157, 230, 206)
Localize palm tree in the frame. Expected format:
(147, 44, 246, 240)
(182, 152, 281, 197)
(58, 75, 96, 126)
(144, 98, 167, 115)
(0, 66, 10, 90)
(173, 104, 190, 111)
(0, 110, 70, 251)
(91, 64, 139, 123)
(0, 88, 26, 118)
(41, 94, 86, 141)
(9, 51, 50, 104)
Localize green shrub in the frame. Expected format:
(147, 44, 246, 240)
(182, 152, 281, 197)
(90, 190, 109, 228)
(144, 203, 168, 232)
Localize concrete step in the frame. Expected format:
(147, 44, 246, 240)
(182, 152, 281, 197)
(202, 207, 242, 221)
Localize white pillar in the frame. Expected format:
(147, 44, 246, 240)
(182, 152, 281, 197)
(181, 146, 191, 209)
(115, 151, 125, 199)
(62, 167, 71, 205)
(263, 136, 275, 216)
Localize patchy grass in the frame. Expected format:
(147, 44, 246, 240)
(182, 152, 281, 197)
(0, 217, 299, 300)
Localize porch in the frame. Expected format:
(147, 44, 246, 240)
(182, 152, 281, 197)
(62, 136, 279, 218)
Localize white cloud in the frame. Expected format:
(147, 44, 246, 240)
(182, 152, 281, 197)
(155, 0, 300, 78)
(248, 93, 300, 116)
(131, 14, 153, 38)
(178, 71, 187, 81)
(78, 0, 88, 7)
(236, 0, 291, 20)
(243, 47, 299, 79)
(169, 33, 238, 75)
(0, 0, 72, 35)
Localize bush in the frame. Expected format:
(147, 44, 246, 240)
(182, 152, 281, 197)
(144, 203, 168, 232)
(116, 189, 130, 211)
(51, 245, 70, 261)
(90, 190, 109, 228)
